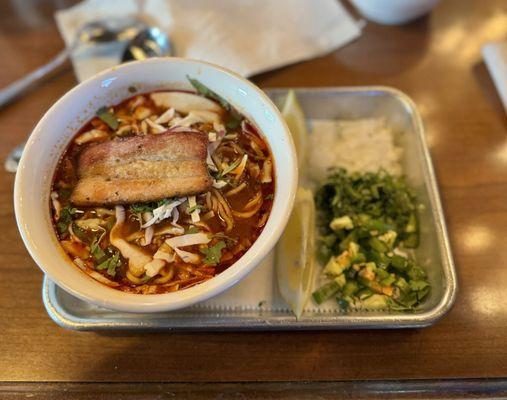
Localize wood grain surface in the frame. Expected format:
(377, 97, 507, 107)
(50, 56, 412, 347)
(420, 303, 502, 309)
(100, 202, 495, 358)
(1, 0, 507, 389)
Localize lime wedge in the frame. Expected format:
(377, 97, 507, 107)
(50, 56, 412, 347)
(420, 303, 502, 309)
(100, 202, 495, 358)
(282, 90, 308, 171)
(276, 188, 315, 319)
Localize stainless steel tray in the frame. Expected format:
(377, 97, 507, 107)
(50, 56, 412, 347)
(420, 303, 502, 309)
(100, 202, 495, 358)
(42, 87, 457, 331)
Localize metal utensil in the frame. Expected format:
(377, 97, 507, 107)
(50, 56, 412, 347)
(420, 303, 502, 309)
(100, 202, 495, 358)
(5, 23, 171, 174)
(0, 17, 146, 109)
(121, 27, 172, 62)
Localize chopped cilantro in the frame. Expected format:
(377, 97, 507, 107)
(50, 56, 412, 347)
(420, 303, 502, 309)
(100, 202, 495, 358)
(96, 251, 121, 277)
(186, 226, 200, 234)
(90, 235, 106, 261)
(130, 198, 171, 214)
(200, 241, 226, 266)
(264, 194, 274, 200)
(57, 206, 79, 235)
(71, 222, 88, 242)
(96, 107, 119, 130)
(187, 76, 243, 131)
(217, 157, 241, 179)
(187, 204, 203, 214)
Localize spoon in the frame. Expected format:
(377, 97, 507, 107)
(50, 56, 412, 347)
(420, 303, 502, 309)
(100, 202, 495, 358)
(5, 25, 172, 173)
(0, 17, 146, 109)
(121, 27, 172, 62)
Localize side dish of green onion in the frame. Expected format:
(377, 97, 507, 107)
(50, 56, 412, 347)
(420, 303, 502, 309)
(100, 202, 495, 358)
(312, 168, 430, 311)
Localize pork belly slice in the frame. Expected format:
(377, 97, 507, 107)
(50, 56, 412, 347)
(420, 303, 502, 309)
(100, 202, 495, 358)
(71, 131, 212, 206)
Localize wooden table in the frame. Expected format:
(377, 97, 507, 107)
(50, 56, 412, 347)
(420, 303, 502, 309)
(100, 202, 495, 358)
(1, 0, 507, 398)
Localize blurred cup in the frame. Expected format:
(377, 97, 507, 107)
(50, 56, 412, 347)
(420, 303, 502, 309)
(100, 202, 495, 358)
(349, 0, 440, 25)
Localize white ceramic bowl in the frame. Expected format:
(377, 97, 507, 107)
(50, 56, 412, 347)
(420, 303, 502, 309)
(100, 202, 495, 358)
(350, 0, 440, 25)
(14, 58, 297, 313)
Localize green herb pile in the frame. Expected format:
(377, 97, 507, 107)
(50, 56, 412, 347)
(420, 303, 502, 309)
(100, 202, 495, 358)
(312, 168, 430, 311)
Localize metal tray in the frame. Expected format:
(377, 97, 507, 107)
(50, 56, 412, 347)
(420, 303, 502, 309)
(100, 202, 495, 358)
(42, 87, 457, 331)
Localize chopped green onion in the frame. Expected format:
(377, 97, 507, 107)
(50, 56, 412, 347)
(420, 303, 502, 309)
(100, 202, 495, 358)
(312, 281, 341, 305)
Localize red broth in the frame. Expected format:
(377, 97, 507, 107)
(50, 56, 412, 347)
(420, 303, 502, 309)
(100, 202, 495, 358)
(50, 89, 275, 294)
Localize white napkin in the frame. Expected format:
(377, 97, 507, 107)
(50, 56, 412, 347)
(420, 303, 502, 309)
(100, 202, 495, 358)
(55, 0, 363, 81)
(483, 41, 507, 113)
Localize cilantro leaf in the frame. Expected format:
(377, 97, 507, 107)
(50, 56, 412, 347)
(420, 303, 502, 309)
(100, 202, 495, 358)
(130, 198, 171, 214)
(217, 157, 241, 179)
(96, 251, 121, 277)
(187, 76, 243, 131)
(90, 235, 106, 261)
(71, 222, 88, 242)
(96, 107, 119, 130)
(57, 206, 79, 235)
(200, 241, 226, 266)
(187, 204, 203, 214)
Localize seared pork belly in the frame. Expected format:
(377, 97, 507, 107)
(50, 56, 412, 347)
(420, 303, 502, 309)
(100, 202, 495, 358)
(71, 131, 211, 205)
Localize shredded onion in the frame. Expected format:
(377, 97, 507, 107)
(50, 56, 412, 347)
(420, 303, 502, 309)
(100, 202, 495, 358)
(188, 195, 201, 223)
(232, 201, 263, 219)
(165, 232, 211, 248)
(225, 182, 247, 197)
(144, 258, 166, 278)
(212, 179, 228, 189)
(155, 107, 175, 124)
(88, 271, 120, 287)
(145, 118, 166, 134)
(75, 129, 109, 145)
(230, 154, 248, 179)
(245, 191, 262, 210)
(261, 159, 273, 183)
(50, 191, 61, 221)
(110, 205, 152, 277)
(174, 248, 201, 264)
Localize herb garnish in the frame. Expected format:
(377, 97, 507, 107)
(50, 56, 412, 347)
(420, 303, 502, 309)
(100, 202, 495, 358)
(187, 76, 243, 131)
(96, 107, 119, 130)
(57, 206, 80, 235)
(90, 235, 106, 261)
(200, 241, 226, 266)
(186, 226, 200, 234)
(130, 198, 171, 214)
(216, 158, 241, 179)
(312, 168, 429, 311)
(71, 222, 88, 242)
(96, 251, 121, 277)
(187, 204, 203, 214)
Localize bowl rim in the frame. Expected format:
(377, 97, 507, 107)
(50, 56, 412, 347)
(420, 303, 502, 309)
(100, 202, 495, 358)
(14, 57, 298, 313)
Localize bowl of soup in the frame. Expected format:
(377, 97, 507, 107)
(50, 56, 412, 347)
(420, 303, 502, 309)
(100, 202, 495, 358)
(14, 58, 297, 312)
